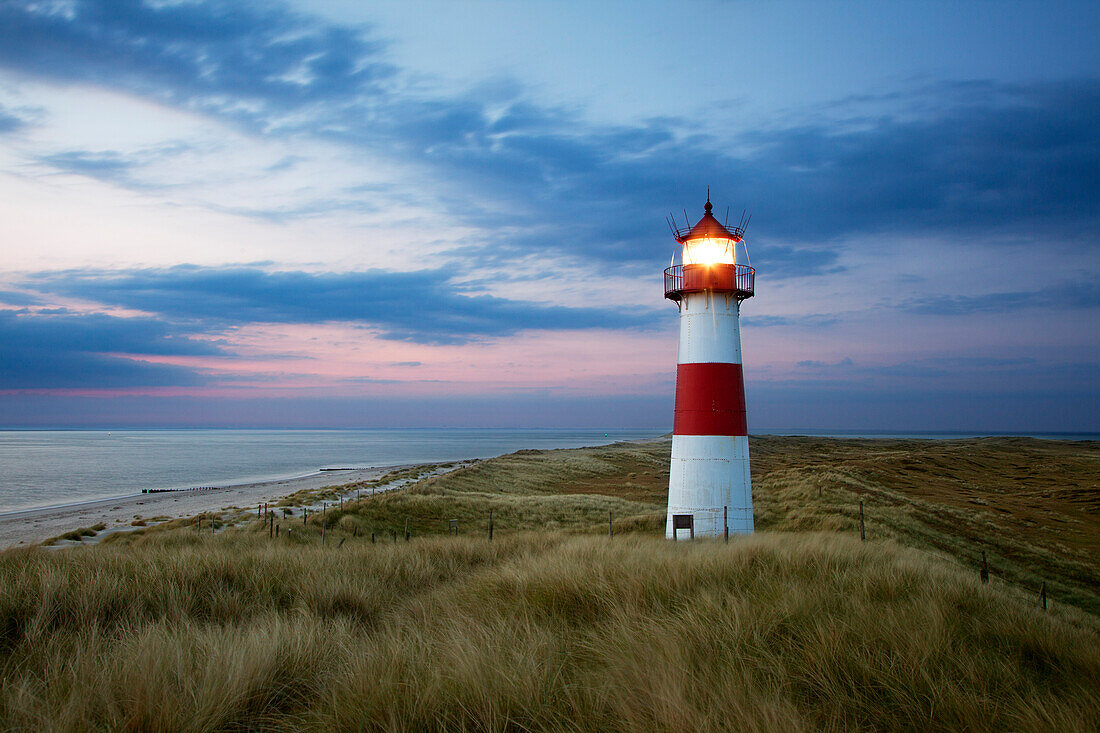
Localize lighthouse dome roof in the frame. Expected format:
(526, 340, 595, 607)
(677, 199, 741, 243)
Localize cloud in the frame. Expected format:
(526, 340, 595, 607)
(2, 1, 1095, 277)
(903, 280, 1100, 315)
(742, 314, 840, 329)
(777, 355, 1094, 387)
(0, 103, 32, 133)
(26, 265, 661, 344)
(36, 141, 196, 188)
(0, 0, 394, 124)
(0, 289, 42, 306)
(38, 149, 140, 184)
(0, 309, 222, 388)
(797, 358, 854, 368)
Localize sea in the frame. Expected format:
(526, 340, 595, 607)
(0, 428, 1095, 514)
(0, 428, 662, 514)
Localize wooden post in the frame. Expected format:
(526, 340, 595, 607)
(724, 506, 729, 544)
(404, 517, 410, 542)
(859, 501, 866, 541)
(269, 514, 273, 538)
(371, 532, 375, 544)
(303, 508, 307, 525)
(1040, 582, 1047, 610)
(609, 510, 613, 538)
(276, 524, 279, 538)
(257, 504, 261, 517)
(980, 550, 989, 584)
(488, 509, 494, 541)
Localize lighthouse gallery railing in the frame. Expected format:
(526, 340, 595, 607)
(664, 264, 754, 301)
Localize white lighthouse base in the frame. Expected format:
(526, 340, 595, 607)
(666, 435, 753, 538)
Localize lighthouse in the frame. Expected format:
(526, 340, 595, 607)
(663, 196, 755, 539)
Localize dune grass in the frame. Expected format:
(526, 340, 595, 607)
(104, 436, 1100, 615)
(40, 522, 108, 545)
(4, 435, 1099, 729)
(2, 531, 1097, 731)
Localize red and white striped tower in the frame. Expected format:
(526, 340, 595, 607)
(663, 196, 755, 538)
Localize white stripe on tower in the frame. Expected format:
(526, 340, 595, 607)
(666, 287, 753, 539)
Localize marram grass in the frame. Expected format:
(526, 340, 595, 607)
(1, 531, 1097, 731)
(6, 436, 1099, 730)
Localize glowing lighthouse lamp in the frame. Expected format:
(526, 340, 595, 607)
(663, 195, 755, 539)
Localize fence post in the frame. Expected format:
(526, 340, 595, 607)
(276, 524, 279, 538)
(980, 550, 989, 584)
(196, 517, 201, 533)
(303, 508, 307, 525)
(1040, 582, 1047, 610)
(859, 501, 866, 541)
(371, 532, 375, 544)
(269, 514, 273, 538)
(404, 517, 410, 542)
(724, 506, 729, 544)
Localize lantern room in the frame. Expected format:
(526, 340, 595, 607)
(664, 197, 755, 302)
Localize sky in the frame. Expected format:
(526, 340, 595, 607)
(0, 0, 1097, 430)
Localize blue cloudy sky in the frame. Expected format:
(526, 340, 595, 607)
(0, 0, 1096, 430)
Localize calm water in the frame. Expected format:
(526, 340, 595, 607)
(0, 428, 663, 513)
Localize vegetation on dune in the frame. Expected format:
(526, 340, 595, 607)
(40, 522, 107, 545)
(5, 436, 1099, 729)
(1, 532, 1097, 731)
(273, 463, 457, 507)
(749, 436, 1100, 615)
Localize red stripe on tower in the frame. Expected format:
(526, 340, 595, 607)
(673, 363, 747, 436)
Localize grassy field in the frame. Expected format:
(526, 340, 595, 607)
(3, 436, 1098, 730)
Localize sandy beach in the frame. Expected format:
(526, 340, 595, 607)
(0, 466, 402, 548)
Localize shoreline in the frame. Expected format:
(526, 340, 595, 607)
(0, 465, 412, 549)
(0, 466, 357, 519)
(0, 435, 670, 549)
